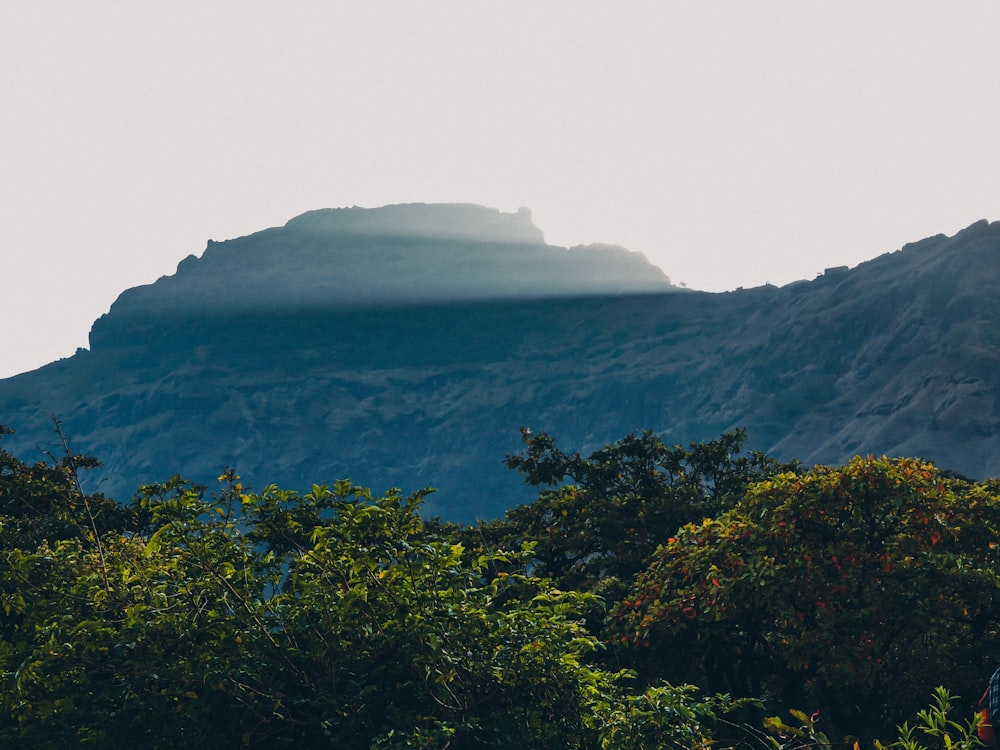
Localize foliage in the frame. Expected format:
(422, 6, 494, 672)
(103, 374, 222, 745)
(585, 681, 748, 750)
(490, 428, 793, 597)
(759, 708, 832, 750)
(0, 424, 137, 710)
(0, 424, 131, 548)
(612, 456, 1000, 739)
(874, 687, 984, 750)
(4, 421, 1000, 746)
(0, 434, 729, 748)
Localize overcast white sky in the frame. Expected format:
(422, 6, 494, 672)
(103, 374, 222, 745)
(3, 2, 999, 378)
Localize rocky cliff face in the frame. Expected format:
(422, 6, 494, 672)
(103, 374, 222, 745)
(1, 206, 997, 521)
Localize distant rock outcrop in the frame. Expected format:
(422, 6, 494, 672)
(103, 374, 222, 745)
(0, 206, 997, 521)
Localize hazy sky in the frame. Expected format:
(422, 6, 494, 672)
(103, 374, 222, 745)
(3, 3, 999, 379)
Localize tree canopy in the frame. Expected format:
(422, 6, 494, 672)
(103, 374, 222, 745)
(612, 456, 1000, 738)
(0, 429, 730, 748)
(0, 424, 998, 748)
(491, 428, 792, 596)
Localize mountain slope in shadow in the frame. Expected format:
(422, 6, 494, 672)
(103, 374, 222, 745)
(1, 205, 997, 521)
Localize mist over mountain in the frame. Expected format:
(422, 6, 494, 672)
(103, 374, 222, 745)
(1, 204, 997, 520)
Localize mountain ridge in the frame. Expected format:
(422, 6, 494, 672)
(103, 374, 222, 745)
(88, 203, 674, 351)
(1, 206, 998, 520)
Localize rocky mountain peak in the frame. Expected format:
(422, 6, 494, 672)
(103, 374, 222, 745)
(88, 203, 674, 351)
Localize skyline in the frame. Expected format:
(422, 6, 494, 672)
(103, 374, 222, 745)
(3, 3, 999, 378)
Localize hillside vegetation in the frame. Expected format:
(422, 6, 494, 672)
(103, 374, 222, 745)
(1, 423, 997, 748)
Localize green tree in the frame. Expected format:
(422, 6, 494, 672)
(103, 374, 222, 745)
(0, 424, 130, 548)
(612, 456, 1000, 740)
(1, 474, 273, 747)
(874, 687, 985, 750)
(0, 461, 732, 748)
(0, 424, 135, 725)
(486, 428, 792, 600)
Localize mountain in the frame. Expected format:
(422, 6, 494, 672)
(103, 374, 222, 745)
(1, 205, 998, 521)
(89, 203, 670, 344)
